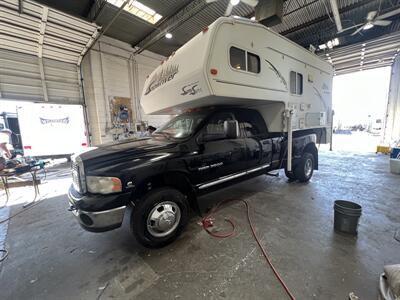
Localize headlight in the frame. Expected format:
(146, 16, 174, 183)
(72, 156, 86, 193)
(86, 176, 122, 194)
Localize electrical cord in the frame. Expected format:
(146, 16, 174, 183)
(201, 199, 296, 300)
(0, 248, 8, 262)
(0, 199, 44, 225)
(201, 199, 236, 238)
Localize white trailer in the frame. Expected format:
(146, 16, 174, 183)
(17, 104, 88, 158)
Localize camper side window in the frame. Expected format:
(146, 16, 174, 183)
(290, 71, 303, 95)
(229, 47, 260, 74)
(230, 47, 246, 71)
(247, 52, 260, 73)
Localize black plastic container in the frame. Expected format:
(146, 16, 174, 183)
(334, 200, 362, 235)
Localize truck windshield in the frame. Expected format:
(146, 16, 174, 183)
(153, 112, 206, 139)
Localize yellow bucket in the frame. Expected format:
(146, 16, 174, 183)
(376, 145, 391, 154)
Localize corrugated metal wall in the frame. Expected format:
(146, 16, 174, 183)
(0, 49, 82, 103)
(0, 0, 99, 104)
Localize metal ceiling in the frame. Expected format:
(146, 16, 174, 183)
(17, 0, 400, 73)
(320, 30, 400, 75)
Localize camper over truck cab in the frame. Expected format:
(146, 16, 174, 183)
(68, 17, 333, 248)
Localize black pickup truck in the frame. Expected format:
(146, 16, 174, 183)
(68, 106, 319, 247)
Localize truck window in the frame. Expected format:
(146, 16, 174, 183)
(230, 47, 246, 70)
(154, 112, 205, 139)
(236, 109, 268, 137)
(230, 47, 260, 74)
(204, 112, 235, 139)
(290, 71, 303, 95)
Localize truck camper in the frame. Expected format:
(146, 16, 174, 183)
(68, 17, 333, 247)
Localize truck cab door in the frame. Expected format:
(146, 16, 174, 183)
(188, 111, 247, 187)
(235, 109, 272, 170)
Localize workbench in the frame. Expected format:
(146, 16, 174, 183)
(0, 166, 41, 208)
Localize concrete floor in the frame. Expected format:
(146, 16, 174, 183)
(0, 150, 399, 299)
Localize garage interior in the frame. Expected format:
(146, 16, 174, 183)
(1, 0, 400, 299)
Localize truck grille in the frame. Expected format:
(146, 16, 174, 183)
(72, 162, 81, 193)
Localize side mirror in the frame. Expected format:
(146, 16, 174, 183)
(224, 120, 239, 139)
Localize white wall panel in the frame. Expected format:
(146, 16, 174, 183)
(81, 36, 171, 145)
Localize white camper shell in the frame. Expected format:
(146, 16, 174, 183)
(141, 17, 333, 136)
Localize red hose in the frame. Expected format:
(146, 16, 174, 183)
(201, 199, 296, 300)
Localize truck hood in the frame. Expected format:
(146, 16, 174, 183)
(78, 137, 177, 164)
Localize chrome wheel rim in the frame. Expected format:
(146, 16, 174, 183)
(304, 158, 313, 177)
(147, 201, 181, 238)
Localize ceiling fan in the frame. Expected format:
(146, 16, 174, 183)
(205, 0, 259, 17)
(341, 8, 400, 36)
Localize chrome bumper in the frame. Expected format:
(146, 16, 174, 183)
(68, 186, 127, 232)
(70, 205, 126, 232)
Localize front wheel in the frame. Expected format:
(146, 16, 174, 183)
(130, 187, 189, 248)
(294, 152, 315, 182)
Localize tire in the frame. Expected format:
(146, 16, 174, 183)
(131, 187, 189, 248)
(294, 152, 314, 182)
(284, 168, 297, 181)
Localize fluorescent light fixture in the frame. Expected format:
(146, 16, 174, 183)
(107, 0, 162, 24)
(165, 32, 172, 39)
(319, 38, 339, 51)
(363, 23, 374, 30)
(231, 0, 240, 5)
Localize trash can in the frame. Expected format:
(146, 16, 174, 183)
(334, 200, 362, 235)
(390, 147, 400, 159)
(390, 147, 400, 175)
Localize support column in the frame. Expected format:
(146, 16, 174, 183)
(383, 55, 400, 144)
(38, 7, 49, 101)
(285, 109, 294, 172)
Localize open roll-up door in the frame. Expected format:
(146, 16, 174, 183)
(0, 0, 100, 103)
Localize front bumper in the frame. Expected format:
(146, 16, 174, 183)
(68, 185, 129, 232)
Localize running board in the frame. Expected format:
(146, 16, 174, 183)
(197, 163, 270, 190)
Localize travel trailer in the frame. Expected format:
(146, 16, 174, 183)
(68, 17, 333, 247)
(18, 104, 88, 159)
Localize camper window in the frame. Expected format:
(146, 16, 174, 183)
(290, 71, 303, 95)
(229, 47, 260, 73)
(230, 47, 246, 70)
(247, 52, 260, 73)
